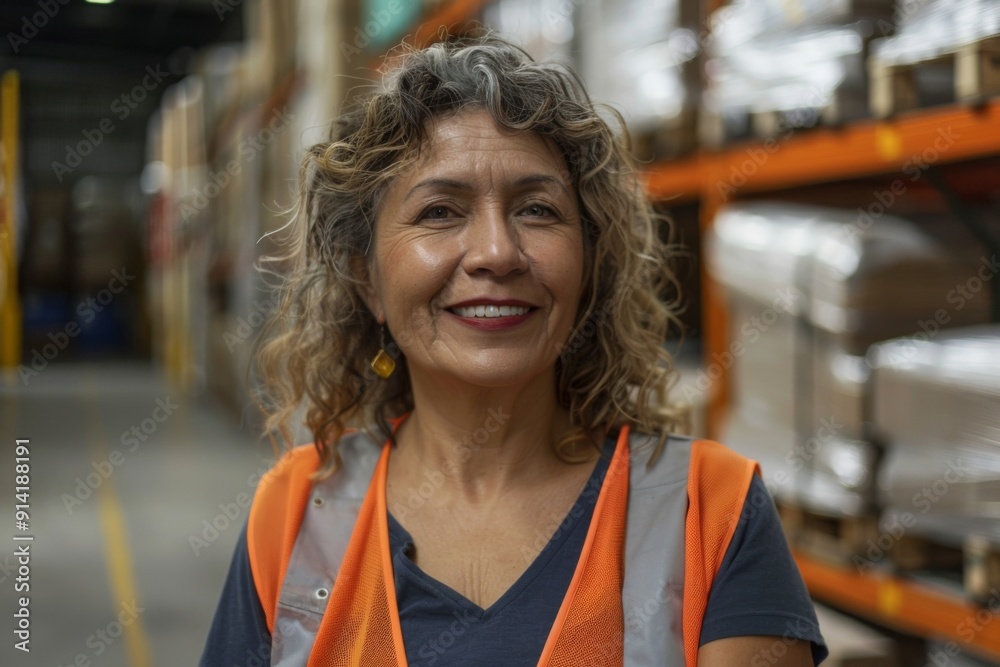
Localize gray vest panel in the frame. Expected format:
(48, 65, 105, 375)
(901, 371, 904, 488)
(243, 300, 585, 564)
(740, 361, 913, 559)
(270, 430, 692, 666)
(622, 433, 690, 665)
(272, 432, 380, 666)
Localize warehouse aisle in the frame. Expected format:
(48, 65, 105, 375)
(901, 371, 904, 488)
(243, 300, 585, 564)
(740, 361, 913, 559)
(0, 362, 271, 666)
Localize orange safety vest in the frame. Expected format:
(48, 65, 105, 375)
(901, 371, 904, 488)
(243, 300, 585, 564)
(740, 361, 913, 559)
(248, 417, 759, 666)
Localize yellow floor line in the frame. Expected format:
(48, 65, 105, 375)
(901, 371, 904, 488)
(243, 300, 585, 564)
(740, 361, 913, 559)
(84, 370, 154, 667)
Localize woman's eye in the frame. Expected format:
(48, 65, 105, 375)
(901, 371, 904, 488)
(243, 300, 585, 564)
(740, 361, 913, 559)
(422, 205, 453, 220)
(521, 203, 555, 217)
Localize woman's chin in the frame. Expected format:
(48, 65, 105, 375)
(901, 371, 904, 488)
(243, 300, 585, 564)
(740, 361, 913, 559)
(428, 359, 546, 389)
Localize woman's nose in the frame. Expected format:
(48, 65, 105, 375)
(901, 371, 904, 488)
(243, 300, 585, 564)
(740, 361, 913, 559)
(461, 208, 528, 277)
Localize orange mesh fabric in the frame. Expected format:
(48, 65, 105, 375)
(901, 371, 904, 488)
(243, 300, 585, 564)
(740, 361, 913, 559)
(682, 439, 760, 666)
(540, 424, 630, 667)
(307, 443, 405, 666)
(247, 444, 322, 633)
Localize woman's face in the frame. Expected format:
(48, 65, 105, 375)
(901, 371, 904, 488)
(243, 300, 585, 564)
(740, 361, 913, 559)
(363, 109, 585, 389)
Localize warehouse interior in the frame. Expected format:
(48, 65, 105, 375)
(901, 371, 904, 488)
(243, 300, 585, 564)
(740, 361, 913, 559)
(1, 0, 1000, 665)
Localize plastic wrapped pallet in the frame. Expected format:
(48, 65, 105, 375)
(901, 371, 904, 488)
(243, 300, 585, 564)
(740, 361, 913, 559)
(710, 201, 992, 516)
(702, 0, 894, 142)
(709, 202, 834, 505)
(811, 333, 869, 439)
(870, 326, 1000, 546)
(809, 214, 993, 354)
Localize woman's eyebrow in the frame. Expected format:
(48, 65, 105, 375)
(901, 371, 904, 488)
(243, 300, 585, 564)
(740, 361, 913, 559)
(511, 174, 570, 195)
(403, 178, 474, 203)
(402, 173, 570, 204)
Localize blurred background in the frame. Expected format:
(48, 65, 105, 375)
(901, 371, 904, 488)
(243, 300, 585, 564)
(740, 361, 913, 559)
(1, 0, 1000, 664)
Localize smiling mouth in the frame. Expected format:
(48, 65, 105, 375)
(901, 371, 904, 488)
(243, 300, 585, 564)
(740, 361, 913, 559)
(448, 305, 536, 318)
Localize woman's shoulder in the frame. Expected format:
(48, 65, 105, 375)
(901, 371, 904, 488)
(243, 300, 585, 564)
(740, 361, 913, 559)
(254, 428, 385, 502)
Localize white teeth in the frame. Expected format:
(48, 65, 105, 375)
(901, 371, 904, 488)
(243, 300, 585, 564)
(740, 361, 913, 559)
(453, 305, 530, 318)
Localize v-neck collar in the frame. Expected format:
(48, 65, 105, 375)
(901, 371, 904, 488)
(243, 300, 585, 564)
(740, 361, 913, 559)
(384, 435, 615, 620)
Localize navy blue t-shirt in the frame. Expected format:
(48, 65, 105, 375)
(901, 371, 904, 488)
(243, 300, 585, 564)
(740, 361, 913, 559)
(200, 440, 827, 666)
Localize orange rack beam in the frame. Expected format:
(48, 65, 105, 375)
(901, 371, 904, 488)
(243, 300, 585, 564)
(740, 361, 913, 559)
(795, 550, 1000, 663)
(643, 100, 1000, 200)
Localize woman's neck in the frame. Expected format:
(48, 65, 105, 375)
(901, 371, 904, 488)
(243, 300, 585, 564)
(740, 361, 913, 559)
(390, 368, 587, 505)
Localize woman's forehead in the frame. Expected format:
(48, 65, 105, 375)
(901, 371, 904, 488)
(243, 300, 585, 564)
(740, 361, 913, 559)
(414, 109, 568, 176)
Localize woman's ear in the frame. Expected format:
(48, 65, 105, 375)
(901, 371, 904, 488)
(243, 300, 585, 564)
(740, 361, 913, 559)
(350, 255, 382, 322)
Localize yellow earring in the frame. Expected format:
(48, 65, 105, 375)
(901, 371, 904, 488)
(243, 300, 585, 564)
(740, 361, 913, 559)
(370, 323, 396, 379)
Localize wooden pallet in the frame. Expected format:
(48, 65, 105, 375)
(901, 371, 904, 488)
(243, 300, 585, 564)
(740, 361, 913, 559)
(777, 501, 881, 568)
(870, 35, 1000, 118)
(965, 535, 1000, 603)
(880, 531, 1000, 604)
(699, 89, 869, 150)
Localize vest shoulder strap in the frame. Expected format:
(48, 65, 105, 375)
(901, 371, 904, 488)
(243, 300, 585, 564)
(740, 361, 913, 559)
(682, 438, 761, 665)
(247, 443, 322, 633)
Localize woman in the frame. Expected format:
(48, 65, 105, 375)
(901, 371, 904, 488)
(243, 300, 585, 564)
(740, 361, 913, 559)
(201, 34, 827, 666)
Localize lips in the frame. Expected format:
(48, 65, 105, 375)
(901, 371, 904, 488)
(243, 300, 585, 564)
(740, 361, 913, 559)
(451, 304, 532, 318)
(445, 298, 539, 319)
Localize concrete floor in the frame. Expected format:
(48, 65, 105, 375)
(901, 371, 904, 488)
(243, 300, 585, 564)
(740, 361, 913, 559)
(0, 362, 273, 667)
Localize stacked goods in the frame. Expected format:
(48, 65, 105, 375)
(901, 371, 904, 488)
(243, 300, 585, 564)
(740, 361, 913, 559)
(869, 327, 1000, 560)
(152, 76, 211, 392)
(701, 0, 894, 145)
(576, 0, 700, 159)
(869, 0, 1000, 117)
(809, 217, 992, 355)
(70, 177, 144, 353)
(709, 202, 993, 522)
(708, 202, 837, 505)
(805, 215, 991, 516)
